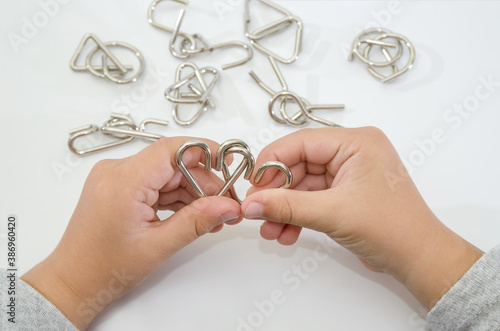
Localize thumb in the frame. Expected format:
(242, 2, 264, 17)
(154, 196, 241, 253)
(242, 189, 337, 234)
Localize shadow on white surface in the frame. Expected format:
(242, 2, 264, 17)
(90, 221, 424, 330)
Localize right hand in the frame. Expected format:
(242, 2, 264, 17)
(242, 127, 483, 310)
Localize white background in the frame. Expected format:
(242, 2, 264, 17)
(1, 1, 500, 330)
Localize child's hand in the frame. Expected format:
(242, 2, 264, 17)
(22, 137, 242, 330)
(242, 127, 483, 310)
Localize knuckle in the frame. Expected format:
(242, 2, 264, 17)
(270, 195, 294, 224)
(91, 159, 113, 173)
(189, 199, 213, 237)
(153, 137, 171, 152)
(362, 126, 387, 141)
(87, 159, 114, 184)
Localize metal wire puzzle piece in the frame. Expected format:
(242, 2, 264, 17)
(253, 161, 293, 189)
(170, 9, 253, 70)
(69, 33, 145, 84)
(176, 140, 212, 198)
(364, 33, 415, 83)
(147, 0, 197, 50)
(217, 146, 255, 198)
(271, 91, 343, 127)
(68, 125, 135, 156)
(244, 0, 292, 40)
(250, 57, 344, 127)
(149, 1, 253, 69)
(348, 28, 415, 83)
(68, 114, 168, 155)
(217, 140, 255, 203)
(244, 0, 303, 64)
(165, 62, 220, 126)
(102, 118, 169, 142)
(175, 139, 292, 203)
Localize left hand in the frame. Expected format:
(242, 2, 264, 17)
(22, 137, 242, 330)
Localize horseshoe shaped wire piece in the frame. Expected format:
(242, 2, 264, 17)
(169, 9, 253, 69)
(215, 139, 251, 171)
(69, 33, 145, 84)
(217, 146, 255, 199)
(176, 140, 212, 198)
(253, 161, 293, 189)
(244, 0, 303, 64)
(216, 140, 254, 202)
(175, 139, 292, 202)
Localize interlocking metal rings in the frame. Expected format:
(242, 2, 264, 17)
(250, 56, 344, 127)
(348, 28, 415, 83)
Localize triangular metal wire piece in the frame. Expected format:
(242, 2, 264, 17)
(69, 33, 127, 74)
(244, 0, 292, 40)
(244, 0, 303, 64)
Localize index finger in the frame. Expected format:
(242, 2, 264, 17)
(127, 136, 226, 191)
(253, 127, 357, 186)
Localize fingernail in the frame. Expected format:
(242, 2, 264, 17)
(244, 202, 263, 219)
(220, 211, 239, 223)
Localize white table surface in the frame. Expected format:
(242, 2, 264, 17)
(1, 1, 499, 330)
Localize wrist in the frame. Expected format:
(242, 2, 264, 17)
(393, 215, 484, 310)
(22, 257, 92, 330)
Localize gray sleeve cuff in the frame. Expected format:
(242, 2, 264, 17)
(1, 268, 78, 330)
(426, 244, 500, 330)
